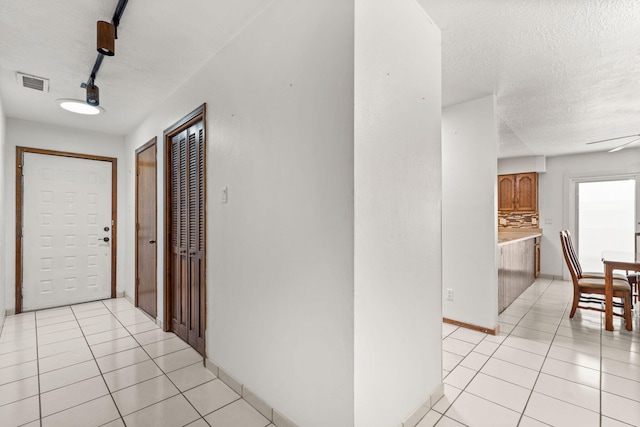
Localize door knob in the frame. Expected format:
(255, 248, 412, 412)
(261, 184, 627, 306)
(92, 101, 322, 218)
(149, 240, 156, 244)
(99, 237, 110, 242)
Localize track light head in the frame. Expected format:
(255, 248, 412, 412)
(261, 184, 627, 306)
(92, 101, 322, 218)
(97, 21, 115, 56)
(86, 83, 100, 106)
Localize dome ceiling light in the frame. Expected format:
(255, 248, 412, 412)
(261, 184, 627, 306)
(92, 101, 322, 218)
(57, 99, 104, 115)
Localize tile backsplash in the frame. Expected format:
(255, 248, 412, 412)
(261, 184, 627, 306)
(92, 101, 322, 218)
(498, 211, 539, 229)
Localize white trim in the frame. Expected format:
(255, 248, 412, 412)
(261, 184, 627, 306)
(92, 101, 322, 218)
(565, 171, 639, 281)
(400, 382, 444, 427)
(205, 358, 298, 427)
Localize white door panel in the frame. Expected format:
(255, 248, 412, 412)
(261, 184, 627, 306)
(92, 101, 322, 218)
(22, 153, 112, 311)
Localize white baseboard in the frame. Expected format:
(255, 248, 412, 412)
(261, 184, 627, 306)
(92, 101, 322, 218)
(538, 274, 563, 280)
(399, 382, 444, 427)
(205, 358, 297, 427)
(122, 292, 134, 305)
(204, 358, 442, 427)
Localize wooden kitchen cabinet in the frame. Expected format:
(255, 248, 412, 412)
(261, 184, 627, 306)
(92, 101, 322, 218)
(498, 175, 515, 210)
(498, 172, 537, 211)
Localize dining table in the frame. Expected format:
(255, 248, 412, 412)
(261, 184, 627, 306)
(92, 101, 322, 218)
(602, 250, 640, 331)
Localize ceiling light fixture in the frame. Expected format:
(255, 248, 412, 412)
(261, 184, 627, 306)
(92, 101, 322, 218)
(85, 81, 100, 106)
(75, 0, 129, 110)
(97, 21, 116, 56)
(57, 99, 104, 115)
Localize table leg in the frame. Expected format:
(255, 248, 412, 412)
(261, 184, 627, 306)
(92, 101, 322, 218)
(605, 264, 613, 331)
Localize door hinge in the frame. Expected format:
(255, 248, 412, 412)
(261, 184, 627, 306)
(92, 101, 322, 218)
(136, 278, 140, 288)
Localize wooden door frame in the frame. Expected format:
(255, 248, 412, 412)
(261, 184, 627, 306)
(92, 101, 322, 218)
(15, 146, 118, 313)
(135, 138, 158, 315)
(163, 104, 207, 336)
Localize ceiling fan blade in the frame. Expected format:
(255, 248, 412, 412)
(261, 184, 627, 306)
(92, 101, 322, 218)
(586, 133, 640, 145)
(608, 137, 640, 152)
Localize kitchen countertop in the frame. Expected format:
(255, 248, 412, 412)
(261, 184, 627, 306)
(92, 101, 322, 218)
(498, 229, 542, 245)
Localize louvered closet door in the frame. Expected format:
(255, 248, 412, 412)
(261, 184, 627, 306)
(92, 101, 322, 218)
(170, 121, 205, 355)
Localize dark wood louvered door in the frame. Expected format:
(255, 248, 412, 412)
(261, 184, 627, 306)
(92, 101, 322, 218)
(166, 110, 206, 355)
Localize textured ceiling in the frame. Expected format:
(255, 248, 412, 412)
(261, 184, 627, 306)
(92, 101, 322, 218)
(419, 0, 640, 157)
(1, 1, 640, 158)
(0, 0, 269, 136)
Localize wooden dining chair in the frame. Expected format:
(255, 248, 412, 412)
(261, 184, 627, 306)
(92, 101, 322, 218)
(627, 232, 640, 304)
(560, 230, 632, 323)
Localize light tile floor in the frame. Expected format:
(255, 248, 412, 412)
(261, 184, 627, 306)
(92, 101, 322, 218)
(0, 298, 274, 427)
(421, 277, 640, 427)
(1, 278, 639, 427)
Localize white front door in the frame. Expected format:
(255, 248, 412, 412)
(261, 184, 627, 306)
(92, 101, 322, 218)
(22, 153, 113, 311)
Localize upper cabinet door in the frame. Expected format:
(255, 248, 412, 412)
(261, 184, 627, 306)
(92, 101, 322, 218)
(515, 172, 537, 211)
(498, 175, 516, 211)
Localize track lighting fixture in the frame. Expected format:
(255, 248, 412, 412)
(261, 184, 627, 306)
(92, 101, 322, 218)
(70, 0, 128, 112)
(97, 21, 116, 56)
(86, 82, 100, 106)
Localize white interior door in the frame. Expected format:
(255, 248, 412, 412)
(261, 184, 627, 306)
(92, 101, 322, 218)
(22, 153, 113, 311)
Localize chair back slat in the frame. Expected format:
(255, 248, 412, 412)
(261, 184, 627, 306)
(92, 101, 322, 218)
(560, 230, 581, 284)
(564, 230, 583, 277)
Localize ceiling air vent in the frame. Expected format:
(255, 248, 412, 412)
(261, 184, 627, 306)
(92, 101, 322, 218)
(16, 72, 49, 92)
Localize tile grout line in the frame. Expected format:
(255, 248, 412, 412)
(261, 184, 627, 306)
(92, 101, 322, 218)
(599, 308, 603, 427)
(34, 312, 43, 427)
(124, 320, 213, 425)
(97, 300, 228, 426)
(70, 301, 127, 426)
(427, 279, 555, 425)
(115, 308, 269, 426)
(515, 277, 573, 426)
(435, 280, 551, 425)
(13, 301, 163, 424)
(446, 278, 558, 426)
(493, 279, 561, 426)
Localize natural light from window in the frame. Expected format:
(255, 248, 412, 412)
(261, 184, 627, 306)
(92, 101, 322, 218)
(578, 179, 636, 273)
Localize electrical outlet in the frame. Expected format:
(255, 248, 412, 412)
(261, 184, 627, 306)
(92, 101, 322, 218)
(446, 288, 454, 301)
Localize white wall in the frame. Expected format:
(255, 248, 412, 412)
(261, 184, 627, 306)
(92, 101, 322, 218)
(125, 1, 355, 425)
(539, 148, 640, 277)
(354, 1, 442, 426)
(442, 96, 498, 330)
(354, 0, 442, 427)
(4, 118, 126, 312)
(0, 97, 6, 323)
(498, 155, 546, 174)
